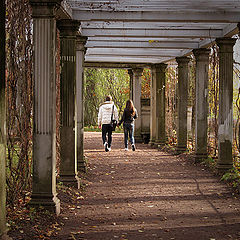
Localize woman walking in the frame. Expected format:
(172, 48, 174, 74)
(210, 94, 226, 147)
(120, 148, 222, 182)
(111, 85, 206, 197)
(118, 100, 138, 151)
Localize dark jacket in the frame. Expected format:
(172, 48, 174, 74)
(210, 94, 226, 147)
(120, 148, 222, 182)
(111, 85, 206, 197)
(119, 108, 138, 125)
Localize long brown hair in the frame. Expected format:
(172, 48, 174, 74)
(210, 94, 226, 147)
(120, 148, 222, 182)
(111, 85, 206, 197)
(126, 100, 135, 116)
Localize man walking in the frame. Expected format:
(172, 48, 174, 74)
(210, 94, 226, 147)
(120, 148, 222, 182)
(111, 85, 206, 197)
(98, 95, 118, 152)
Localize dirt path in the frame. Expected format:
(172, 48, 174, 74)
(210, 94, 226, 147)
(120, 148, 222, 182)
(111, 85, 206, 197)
(56, 132, 240, 240)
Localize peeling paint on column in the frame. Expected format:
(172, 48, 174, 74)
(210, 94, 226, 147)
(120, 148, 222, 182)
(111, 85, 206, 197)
(216, 37, 236, 171)
(218, 108, 233, 143)
(205, 88, 208, 98)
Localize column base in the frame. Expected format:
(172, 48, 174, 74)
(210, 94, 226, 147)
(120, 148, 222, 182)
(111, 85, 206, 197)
(77, 158, 87, 173)
(216, 163, 233, 175)
(58, 174, 81, 189)
(141, 133, 150, 144)
(29, 193, 60, 215)
(194, 153, 208, 163)
(134, 134, 143, 143)
(175, 145, 187, 154)
(154, 140, 166, 148)
(151, 143, 158, 149)
(149, 139, 155, 147)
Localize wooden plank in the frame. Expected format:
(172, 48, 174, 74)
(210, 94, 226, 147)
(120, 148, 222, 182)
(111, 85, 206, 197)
(81, 28, 223, 38)
(73, 10, 240, 23)
(86, 40, 199, 49)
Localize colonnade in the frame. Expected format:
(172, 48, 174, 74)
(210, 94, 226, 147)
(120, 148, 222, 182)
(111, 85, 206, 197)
(29, 11, 236, 213)
(29, 2, 87, 214)
(0, 1, 237, 235)
(145, 39, 236, 172)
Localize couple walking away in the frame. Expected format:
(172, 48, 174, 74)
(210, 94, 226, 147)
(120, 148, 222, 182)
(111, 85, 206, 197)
(98, 95, 138, 152)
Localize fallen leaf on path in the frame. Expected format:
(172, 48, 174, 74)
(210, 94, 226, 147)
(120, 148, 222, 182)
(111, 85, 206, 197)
(70, 234, 76, 240)
(77, 196, 84, 200)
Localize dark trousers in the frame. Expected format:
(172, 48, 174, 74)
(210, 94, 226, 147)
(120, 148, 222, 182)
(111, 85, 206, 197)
(123, 123, 135, 148)
(102, 124, 113, 147)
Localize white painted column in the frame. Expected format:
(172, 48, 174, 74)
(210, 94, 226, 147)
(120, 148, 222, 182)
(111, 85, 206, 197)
(193, 48, 210, 162)
(57, 20, 81, 187)
(132, 68, 143, 143)
(149, 66, 156, 146)
(76, 35, 87, 173)
(176, 57, 190, 154)
(29, 0, 61, 214)
(216, 37, 236, 172)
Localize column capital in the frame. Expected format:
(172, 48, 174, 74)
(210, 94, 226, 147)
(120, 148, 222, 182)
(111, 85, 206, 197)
(57, 19, 81, 37)
(128, 69, 133, 75)
(193, 48, 210, 62)
(154, 63, 168, 73)
(176, 56, 190, 65)
(29, 0, 62, 17)
(216, 37, 236, 53)
(76, 35, 88, 52)
(132, 68, 143, 77)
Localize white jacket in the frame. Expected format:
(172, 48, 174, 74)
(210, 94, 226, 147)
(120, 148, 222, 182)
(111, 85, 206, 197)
(98, 101, 118, 125)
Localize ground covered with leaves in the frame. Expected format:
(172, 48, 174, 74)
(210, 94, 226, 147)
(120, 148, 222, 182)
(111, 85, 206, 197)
(7, 132, 240, 239)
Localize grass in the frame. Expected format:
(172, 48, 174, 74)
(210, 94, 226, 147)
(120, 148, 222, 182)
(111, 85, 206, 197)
(84, 125, 123, 133)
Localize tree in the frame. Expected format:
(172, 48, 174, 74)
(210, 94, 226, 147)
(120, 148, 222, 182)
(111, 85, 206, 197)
(84, 68, 130, 126)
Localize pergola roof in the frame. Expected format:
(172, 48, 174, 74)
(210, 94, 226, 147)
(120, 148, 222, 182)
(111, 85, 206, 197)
(61, 0, 240, 65)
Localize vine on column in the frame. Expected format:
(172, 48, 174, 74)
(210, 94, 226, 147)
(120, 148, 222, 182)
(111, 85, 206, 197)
(6, 0, 33, 206)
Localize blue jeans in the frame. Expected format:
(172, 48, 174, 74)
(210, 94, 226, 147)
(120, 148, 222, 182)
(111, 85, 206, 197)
(123, 123, 134, 148)
(102, 124, 112, 147)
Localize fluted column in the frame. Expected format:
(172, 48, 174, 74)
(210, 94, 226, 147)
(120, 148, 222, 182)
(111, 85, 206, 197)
(76, 35, 87, 173)
(176, 57, 190, 153)
(128, 69, 134, 101)
(155, 63, 167, 147)
(149, 66, 156, 146)
(29, 0, 62, 214)
(57, 20, 80, 187)
(0, 0, 6, 235)
(216, 38, 236, 172)
(193, 48, 210, 162)
(132, 68, 143, 143)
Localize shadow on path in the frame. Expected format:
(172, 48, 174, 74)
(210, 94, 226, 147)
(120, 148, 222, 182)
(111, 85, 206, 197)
(57, 132, 240, 240)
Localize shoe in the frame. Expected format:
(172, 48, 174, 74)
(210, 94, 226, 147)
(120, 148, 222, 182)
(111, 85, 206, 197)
(108, 147, 111, 151)
(124, 148, 128, 151)
(132, 144, 136, 151)
(104, 142, 109, 152)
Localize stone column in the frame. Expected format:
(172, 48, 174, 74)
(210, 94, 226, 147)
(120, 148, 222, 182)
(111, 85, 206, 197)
(176, 57, 190, 153)
(128, 69, 134, 101)
(0, 0, 7, 235)
(216, 38, 236, 172)
(29, 0, 62, 214)
(57, 20, 80, 187)
(155, 63, 167, 147)
(193, 48, 210, 162)
(132, 68, 143, 143)
(149, 66, 156, 146)
(76, 35, 87, 173)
